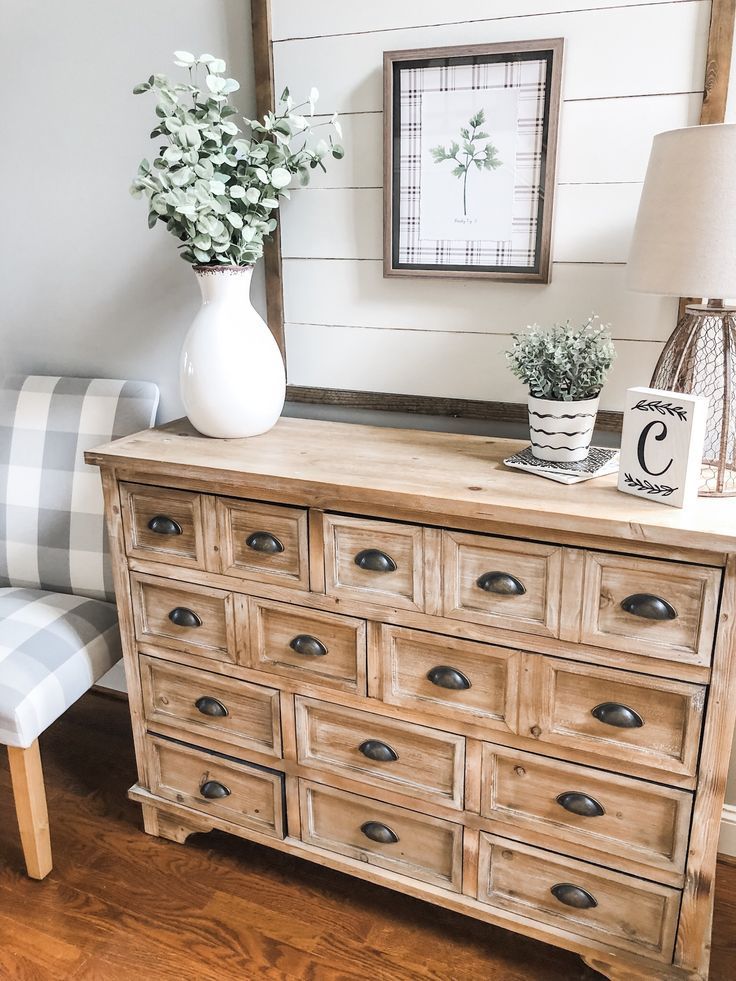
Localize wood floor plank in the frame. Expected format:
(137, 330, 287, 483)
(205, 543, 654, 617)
(0, 692, 734, 980)
(0, 911, 87, 980)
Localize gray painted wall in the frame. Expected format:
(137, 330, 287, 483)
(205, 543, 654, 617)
(1, 0, 264, 420)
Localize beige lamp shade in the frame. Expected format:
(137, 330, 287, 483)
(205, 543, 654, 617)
(626, 123, 736, 298)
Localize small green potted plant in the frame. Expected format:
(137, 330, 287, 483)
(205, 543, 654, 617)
(506, 317, 616, 462)
(130, 52, 343, 439)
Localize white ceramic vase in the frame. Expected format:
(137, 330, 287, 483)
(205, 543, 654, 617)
(180, 265, 286, 438)
(528, 394, 600, 463)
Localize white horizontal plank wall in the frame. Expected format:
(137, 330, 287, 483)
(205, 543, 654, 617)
(272, 0, 710, 408)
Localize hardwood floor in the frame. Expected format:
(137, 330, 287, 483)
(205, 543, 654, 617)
(0, 693, 734, 981)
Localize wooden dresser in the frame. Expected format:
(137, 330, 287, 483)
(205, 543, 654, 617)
(87, 418, 736, 981)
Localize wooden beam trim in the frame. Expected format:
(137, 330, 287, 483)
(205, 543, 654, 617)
(286, 385, 623, 432)
(251, 0, 286, 358)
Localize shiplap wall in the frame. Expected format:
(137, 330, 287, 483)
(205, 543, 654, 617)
(272, 0, 711, 411)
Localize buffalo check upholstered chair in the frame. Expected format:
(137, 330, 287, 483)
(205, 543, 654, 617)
(0, 375, 159, 878)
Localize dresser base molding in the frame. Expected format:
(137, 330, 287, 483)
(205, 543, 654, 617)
(140, 801, 214, 844)
(580, 953, 702, 981)
(131, 786, 698, 980)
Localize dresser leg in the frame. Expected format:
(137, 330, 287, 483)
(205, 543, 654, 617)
(141, 803, 213, 844)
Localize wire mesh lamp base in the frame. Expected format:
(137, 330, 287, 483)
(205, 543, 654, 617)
(650, 301, 736, 496)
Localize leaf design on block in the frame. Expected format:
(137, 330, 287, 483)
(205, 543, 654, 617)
(623, 473, 678, 497)
(632, 399, 687, 421)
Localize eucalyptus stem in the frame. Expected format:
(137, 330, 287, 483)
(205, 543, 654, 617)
(131, 52, 344, 267)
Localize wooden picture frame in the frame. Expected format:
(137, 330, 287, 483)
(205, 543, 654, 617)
(251, 0, 735, 428)
(382, 39, 563, 283)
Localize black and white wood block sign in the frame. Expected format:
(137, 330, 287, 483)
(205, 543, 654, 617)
(617, 387, 708, 508)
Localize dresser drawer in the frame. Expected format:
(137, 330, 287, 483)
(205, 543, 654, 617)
(378, 625, 520, 735)
(477, 835, 680, 962)
(295, 697, 465, 808)
(525, 656, 705, 780)
(323, 514, 425, 612)
(299, 781, 462, 891)
(245, 598, 366, 694)
(147, 736, 285, 839)
(132, 573, 236, 663)
(121, 483, 207, 569)
(140, 654, 282, 758)
(216, 497, 309, 590)
(442, 531, 562, 637)
(580, 552, 721, 666)
(480, 745, 692, 878)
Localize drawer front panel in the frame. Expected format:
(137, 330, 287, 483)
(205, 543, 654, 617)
(378, 625, 520, 734)
(121, 483, 206, 569)
(478, 835, 680, 961)
(132, 573, 235, 662)
(480, 745, 692, 877)
(148, 736, 284, 838)
(442, 532, 562, 637)
(299, 781, 462, 892)
(581, 552, 721, 666)
(323, 514, 425, 612)
(140, 654, 282, 758)
(295, 697, 465, 808)
(246, 598, 366, 694)
(216, 498, 309, 589)
(526, 656, 705, 779)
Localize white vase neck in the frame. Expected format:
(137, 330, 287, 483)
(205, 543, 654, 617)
(195, 266, 254, 304)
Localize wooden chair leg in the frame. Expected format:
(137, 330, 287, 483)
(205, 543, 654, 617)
(7, 741, 52, 879)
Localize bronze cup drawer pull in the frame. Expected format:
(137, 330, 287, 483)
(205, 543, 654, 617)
(168, 607, 202, 628)
(245, 531, 285, 555)
(556, 791, 605, 818)
(289, 634, 328, 657)
(591, 701, 644, 729)
(426, 665, 471, 691)
(354, 548, 397, 573)
(621, 593, 677, 621)
(551, 882, 598, 910)
(358, 739, 399, 763)
(200, 779, 231, 800)
(147, 515, 182, 536)
(476, 571, 526, 596)
(361, 821, 399, 845)
(195, 696, 229, 718)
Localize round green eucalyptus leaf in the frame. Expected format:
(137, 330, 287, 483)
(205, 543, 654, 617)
(270, 167, 291, 189)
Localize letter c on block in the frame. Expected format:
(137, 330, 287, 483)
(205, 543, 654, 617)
(637, 421, 673, 476)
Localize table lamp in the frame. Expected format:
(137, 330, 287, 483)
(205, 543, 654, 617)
(627, 123, 736, 497)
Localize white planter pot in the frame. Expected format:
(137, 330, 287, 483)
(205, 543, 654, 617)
(180, 265, 286, 438)
(528, 395, 600, 462)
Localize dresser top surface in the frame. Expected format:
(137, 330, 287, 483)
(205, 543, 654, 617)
(87, 416, 736, 553)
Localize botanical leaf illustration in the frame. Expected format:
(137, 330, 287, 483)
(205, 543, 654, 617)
(632, 399, 687, 421)
(430, 108, 501, 216)
(623, 473, 678, 497)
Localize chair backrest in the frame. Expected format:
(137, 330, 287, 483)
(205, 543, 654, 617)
(0, 376, 159, 601)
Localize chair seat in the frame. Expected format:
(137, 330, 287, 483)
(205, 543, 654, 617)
(0, 587, 121, 748)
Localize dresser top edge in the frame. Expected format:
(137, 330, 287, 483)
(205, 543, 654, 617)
(85, 416, 736, 554)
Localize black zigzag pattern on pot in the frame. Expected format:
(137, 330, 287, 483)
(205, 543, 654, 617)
(529, 428, 592, 437)
(530, 410, 596, 420)
(530, 441, 588, 451)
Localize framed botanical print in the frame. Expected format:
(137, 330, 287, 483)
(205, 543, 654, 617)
(383, 39, 564, 283)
